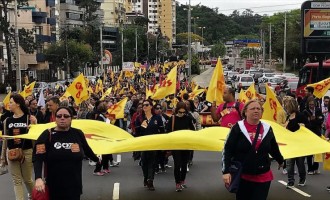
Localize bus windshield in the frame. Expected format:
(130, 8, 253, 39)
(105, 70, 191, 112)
(298, 66, 330, 88)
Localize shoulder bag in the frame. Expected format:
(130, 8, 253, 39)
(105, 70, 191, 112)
(0, 123, 8, 175)
(226, 122, 262, 193)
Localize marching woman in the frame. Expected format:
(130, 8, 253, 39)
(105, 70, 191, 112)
(4, 94, 37, 200)
(222, 100, 284, 200)
(167, 102, 195, 192)
(135, 99, 164, 191)
(33, 107, 101, 200)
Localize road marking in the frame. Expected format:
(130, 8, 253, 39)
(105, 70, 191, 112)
(113, 182, 120, 200)
(117, 154, 121, 163)
(278, 180, 311, 197)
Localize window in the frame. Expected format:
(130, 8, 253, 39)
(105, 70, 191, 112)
(36, 44, 43, 54)
(35, 26, 43, 35)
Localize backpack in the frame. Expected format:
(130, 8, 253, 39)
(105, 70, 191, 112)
(223, 102, 242, 119)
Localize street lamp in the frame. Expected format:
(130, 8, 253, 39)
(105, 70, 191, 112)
(198, 26, 206, 59)
(191, 17, 199, 34)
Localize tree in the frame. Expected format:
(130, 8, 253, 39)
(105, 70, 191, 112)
(176, 33, 204, 45)
(210, 42, 226, 58)
(44, 40, 93, 73)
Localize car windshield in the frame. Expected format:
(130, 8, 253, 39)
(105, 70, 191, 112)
(241, 77, 253, 82)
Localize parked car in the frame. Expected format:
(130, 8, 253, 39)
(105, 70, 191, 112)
(258, 73, 275, 83)
(233, 74, 254, 92)
(258, 77, 284, 94)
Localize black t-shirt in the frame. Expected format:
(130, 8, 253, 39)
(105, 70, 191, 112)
(33, 127, 99, 196)
(5, 114, 33, 150)
(286, 112, 310, 132)
(135, 114, 165, 136)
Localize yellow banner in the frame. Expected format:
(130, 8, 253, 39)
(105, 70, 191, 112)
(308, 77, 330, 98)
(206, 57, 225, 105)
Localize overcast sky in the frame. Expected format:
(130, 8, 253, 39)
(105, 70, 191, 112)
(177, 0, 305, 16)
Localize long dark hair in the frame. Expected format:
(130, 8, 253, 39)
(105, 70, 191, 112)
(142, 99, 155, 116)
(10, 93, 29, 115)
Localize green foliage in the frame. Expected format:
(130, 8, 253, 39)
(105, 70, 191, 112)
(191, 54, 200, 75)
(210, 42, 226, 58)
(44, 40, 93, 72)
(135, 17, 149, 27)
(240, 48, 261, 58)
(176, 33, 204, 45)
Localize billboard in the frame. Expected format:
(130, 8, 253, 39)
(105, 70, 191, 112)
(122, 62, 135, 71)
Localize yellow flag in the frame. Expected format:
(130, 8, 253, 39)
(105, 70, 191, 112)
(189, 89, 204, 100)
(118, 71, 123, 82)
(60, 90, 71, 102)
(152, 66, 177, 100)
(130, 85, 137, 94)
(238, 89, 249, 104)
(3, 91, 11, 110)
(100, 87, 112, 101)
(125, 71, 134, 78)
(245, 83, 257, 100)
(66, 74, 88, 105)
(95, 79, 103, 94)
(107, 97, 128, 119)
(21, 81, 36, 98)
(262, 84, 285, 122)
(206, 58, 225, 105)
(307, 77, 330, 98)
(146, 87, 153, 99)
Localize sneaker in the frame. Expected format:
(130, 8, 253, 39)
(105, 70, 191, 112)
(286, 182, 294, 188)
(89, 160, 97, 166)
(161, 169, 166, 173)
(315, 170, 321, 174)
(326, 186, 330, 191)
(93, 171, 104, 176)
(180, 181, 187, 189)
(165, 164, 172, 168)
(307, 171, 315, 175)
(298, 178, 306, 186)
(110, 161, 119, 167)
(294, 171, 297, 174)
(282, 169, 288, 175)
(176, 184, 182, 192)
(102, 169, 111, 174)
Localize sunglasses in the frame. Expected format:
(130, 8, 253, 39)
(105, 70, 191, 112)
(143, 104, 150, 107)
(56, 114, 71, 119)
(155, 107, 161, 110)
(178, 111, 186, 114)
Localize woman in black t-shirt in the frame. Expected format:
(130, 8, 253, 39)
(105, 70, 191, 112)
(135, 99, 164, 191)
(33, 107, 100, 200)
(5, 93, 37, 200)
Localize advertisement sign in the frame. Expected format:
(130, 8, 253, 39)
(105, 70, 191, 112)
(304, 9, 330, 37)
(122, 62, 135, 71)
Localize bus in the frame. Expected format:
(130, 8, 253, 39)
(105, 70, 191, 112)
(296, 60, 330, 101)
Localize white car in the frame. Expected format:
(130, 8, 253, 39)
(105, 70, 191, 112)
(233, 74, 254, 92)
(257, 73, 275, 83)
(258, 77, 284, 94)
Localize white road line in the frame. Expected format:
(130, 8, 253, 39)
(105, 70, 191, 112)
(278, 180, 311, 197)
(113, 182, 120, 200)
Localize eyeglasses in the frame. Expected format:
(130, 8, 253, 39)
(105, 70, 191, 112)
(155, 107, 161, 110)
(178, 111, 186, 114)
(143, 104, 150, 107)
(56, 114, 71, 119)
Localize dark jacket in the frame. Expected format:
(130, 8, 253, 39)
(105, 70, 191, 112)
(222, 120, 284, 175)
(303, 108, 324, 135)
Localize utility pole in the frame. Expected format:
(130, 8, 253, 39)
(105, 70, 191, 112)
(262, 30, 266, 68)
(65, 27, 69, 79)
(188, 0, 192, 77)
(121, 23, 124, 68)
(135, 27, 138, 62)
(283, 12, 287, 73)
(100, 25, 104, 76)
(269, 23, 272, 69)
(14, 0, 21, 91)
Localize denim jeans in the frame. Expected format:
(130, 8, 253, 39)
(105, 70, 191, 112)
(287, 157, 306, 183)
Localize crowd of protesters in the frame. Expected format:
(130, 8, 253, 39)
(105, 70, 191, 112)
(0, 61, 330, 199)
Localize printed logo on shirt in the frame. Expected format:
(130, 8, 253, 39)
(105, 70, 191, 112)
(54, 142, 73, 150)
(71, 143, 80, 153)
(36, 144, 46, 154)
(13, 128, 21, 144)
(8, 123, 28, 129)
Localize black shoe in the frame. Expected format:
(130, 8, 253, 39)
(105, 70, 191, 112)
(286, 182, 294, 188)
(298, 178, 306, 186)
(326, 186, 330, 191)
(147, 179, 155, 191)
(144, 179, 148, 188)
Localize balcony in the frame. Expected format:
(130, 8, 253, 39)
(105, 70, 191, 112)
(32, 11, 47, 24)
(36, 53, 46, 62)
(50, 34, 56, 42)
(46, 0, 55, 7)
(36, 34, 50, 43)
(47, 17, 56, 25)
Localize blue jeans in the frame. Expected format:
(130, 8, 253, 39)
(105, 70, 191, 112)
(287, 157, 306, 183)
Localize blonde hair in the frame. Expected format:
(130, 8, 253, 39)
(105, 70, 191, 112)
(282, 96, 298, 114)
(241, 99, 263, 119)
